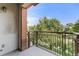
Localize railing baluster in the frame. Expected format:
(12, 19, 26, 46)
(36, 31, 38, 46)
(68, 34, 69, 56)
(55, 34, 56, 52)
(52, 33, 53, 51)
(62, 33, 63, 55)
(72, 35, 73, 56)
(56, 34, 57, 53)
(65, 33, 66, 56)
(60, 34, 62, 55)
(56, 34, 58, 53)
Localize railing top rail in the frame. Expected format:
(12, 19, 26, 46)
(28, 31, 76, 34)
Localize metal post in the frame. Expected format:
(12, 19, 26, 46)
(75, 33, 79, 56)
(50, 44, 52, 50)
(36, 31, 38, 46)
(28, 32, 30, 48)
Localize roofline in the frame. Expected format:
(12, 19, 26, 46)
(21, 3, 39, 9)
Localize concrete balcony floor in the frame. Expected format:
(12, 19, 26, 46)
(4, 46, 57, 56)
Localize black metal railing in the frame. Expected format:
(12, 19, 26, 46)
(28, 31, 77, 56)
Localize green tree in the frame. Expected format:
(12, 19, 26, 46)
(73, 20, 79, 32)
(30, 17, 63, 32)
(65, 23, 74, 32)
(49, 18, 63, 32)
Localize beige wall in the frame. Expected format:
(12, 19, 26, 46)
(0, 4, 18, 55)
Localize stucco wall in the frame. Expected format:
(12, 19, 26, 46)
(0, 4, 18, 55)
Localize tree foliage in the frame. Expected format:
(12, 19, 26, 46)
(30, 17, 63, 32)
(73, 20, 79, 32)
(28, 17, 79, 33)
(65, 23, 74, 32)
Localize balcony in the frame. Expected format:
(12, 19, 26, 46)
(5, 31, 79, 56)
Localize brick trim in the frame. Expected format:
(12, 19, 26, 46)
(18, 5, 27, 51)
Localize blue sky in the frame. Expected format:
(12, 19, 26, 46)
(27, 3, 79, 26)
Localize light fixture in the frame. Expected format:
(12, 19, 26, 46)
(1, 6, 7, 12)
